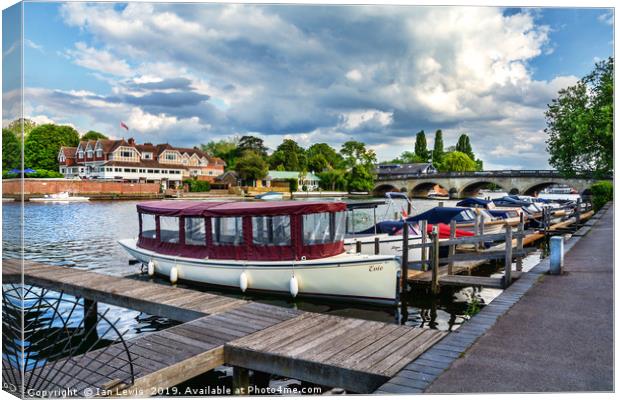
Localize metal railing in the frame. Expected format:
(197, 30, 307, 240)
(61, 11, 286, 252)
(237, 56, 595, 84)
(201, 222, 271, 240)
(375, 169, 607, 180)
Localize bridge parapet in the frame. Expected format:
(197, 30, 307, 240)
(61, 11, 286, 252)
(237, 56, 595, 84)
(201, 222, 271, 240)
(375, 170, 610, 181)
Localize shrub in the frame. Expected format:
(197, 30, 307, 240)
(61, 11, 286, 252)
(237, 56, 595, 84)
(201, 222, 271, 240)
(590, 181, 613, 211)
(183, 179, 211, 192)
(302, 184, 308, 192)
(3, 169, 63, 179)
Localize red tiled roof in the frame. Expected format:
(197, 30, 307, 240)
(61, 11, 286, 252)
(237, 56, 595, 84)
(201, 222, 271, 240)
(60, 147, 77, 158)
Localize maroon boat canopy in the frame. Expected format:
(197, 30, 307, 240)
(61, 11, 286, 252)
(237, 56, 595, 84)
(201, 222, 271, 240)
(137, 200, 346, 217)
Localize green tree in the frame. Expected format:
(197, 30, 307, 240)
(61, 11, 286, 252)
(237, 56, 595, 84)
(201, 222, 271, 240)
(235, 150, 268, 184)
(340, 141, 377, 168)
(432, 129, 444, 167)
(438, 151, 477, 172)
(317, 169, 348, 191)
(6, 118, 36, 138)
(414, 130, 430, 162)
(306, 143, 344, 171)
(2, 129, 21, 170)
(238, 135, 268, 157)
(455, 134, 474, 160)
(590, 181, 613, 211)
(201, 137, 239, 170)
(545, 57, 613, 178)
(269, 139, 307, 171)
(24, 124, 80, 171)
(81, 130, 108, 141)
(339, 141, 376, 192)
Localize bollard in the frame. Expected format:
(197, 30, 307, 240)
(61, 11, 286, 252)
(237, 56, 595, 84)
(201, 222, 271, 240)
(549, 236, 564, 275)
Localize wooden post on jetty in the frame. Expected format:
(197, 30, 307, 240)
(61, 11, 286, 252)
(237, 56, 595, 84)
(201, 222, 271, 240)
(374, 237, 380, 255)
(504, 226, 513, 288)
(448, 220, 456, 275)
(473, 213, 480, 251)
(431, 225, 440, 294)
(516, 214, 525, 271)
(233, 367, 250, 395)
(400, 221, 409, 294)
(478, 214, 485, 251)
(575, 199, 582, 229)
(420, 220, 428, 271)
(355, 240, 362, 254)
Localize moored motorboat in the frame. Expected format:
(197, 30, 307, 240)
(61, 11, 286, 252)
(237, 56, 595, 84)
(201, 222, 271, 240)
(30, 192, 90, 202)
(118, 200, 401, 304)
(255, 191, 284, 200)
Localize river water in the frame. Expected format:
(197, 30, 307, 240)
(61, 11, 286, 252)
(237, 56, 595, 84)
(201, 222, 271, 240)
(1, 194, 576, 392)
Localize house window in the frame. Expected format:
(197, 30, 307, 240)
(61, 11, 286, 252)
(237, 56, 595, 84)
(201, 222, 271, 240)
(142, 152, 152, 160)
(124, 168, 131, 172)
(166, 153, 176, 160)
(106, 168, 112, 172)
(252, 216, 291, 246)
(185, 217, 206, 245)
(154, 170, 160, 173)
(121, 150, 133, 158)
(78, 151, 84, 158)
(212, 217, 243, 245)
(131, 169, 137, 173)
(96, 149, 102, 157)
(147, 169, 154, 173)
(87, 150, 93, 158)
(60, 168, 66, 173)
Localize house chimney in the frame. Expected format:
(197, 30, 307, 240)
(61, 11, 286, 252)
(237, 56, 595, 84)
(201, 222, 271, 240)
(128, 137, 135, 145)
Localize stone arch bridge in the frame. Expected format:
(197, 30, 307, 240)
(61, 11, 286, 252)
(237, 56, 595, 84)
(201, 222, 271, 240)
(373, 170, 605, 199)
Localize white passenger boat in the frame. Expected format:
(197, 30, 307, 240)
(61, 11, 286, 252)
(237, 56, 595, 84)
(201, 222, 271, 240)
(30, 192, 90, 202)
(255, 191, 284, 200)
(118, 200, 401, 304)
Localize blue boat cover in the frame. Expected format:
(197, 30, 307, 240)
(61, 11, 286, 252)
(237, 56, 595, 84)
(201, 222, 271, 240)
(406, 207, 473, 224)
(493, 196, 531, 207)
(355, 220, 405, 235)
(456, 198, 491, 208)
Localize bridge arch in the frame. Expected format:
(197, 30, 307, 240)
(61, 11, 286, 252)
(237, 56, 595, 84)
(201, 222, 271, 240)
(372, 183, 400, 196)
(410, 182, 449, 198)
(458, 180, 507, 198)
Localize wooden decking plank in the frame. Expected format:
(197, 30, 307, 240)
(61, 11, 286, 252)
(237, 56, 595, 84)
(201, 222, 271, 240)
(374, 330, 446, 376)
(206, 311, 274, 332)
(287, 318, 368, 358)
(268, 315, 342, 353)
(232, 301, 302, 321)
(238, 314, 326, 352)
(152, 330, 216, 353)
(228, 313, 316, 348)
(226, 307, 285, 325)
(188, 317, 254, 339)
(325, 324, 402, 366)
(307, 320, 388, 363)
(165, 324, 228, 347)
(343, 327, 425, 372)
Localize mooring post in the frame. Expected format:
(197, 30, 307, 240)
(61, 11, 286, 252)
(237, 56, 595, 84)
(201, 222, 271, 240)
(516, 214, 525, 271)
(374, 236, 380, 255)
(401, 221, 409, 293)
(355, 240, 362, 254)
(407, 199, 412, 217)
(504, 226, 512, 288)
(431, 225, 440, 294)
(233, 366, 250, 395)
(420, 220, 428, 271)
(550, 236, 564, 275)
(448, 220, 456, 275)
(84, 298, 98, 341)
(473, 213, 480, 251)
(575, 199, 582, 228)
(478, 213, 485, 250)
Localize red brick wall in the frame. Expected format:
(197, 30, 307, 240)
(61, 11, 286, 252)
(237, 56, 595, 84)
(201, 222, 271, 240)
(2, 179, 160, 195)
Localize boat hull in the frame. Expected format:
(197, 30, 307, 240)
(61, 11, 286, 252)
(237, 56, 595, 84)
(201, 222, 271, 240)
(118, 239, 401, 304)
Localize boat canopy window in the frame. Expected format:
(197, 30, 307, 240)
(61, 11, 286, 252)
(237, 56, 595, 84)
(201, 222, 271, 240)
(212, 217, 243, 245)
(141, 213, 156, 239)
(252, 215, 291, 246)
(185, 217, 206, 246)
(303, 211, 346, 245)
(160, 216, 180, 243)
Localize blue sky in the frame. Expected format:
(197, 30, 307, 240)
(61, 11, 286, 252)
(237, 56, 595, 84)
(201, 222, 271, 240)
(3, 3, 614, 169)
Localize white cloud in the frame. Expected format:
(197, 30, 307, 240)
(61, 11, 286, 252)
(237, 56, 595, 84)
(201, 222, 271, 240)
(21, 4, 605, 168)
(598, 10, 613, 26)
(66, 42, 132, 77)
(25, 39, 44, 52)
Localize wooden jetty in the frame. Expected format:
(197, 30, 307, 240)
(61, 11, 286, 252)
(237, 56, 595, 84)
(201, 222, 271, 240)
(3, 260, 446, 395)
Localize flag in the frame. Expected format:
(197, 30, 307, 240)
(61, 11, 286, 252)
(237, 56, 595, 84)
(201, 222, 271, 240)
(120, 121, 129, 130)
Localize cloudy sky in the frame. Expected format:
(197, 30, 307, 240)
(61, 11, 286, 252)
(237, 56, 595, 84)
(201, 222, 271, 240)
(3, 3, 614, 168)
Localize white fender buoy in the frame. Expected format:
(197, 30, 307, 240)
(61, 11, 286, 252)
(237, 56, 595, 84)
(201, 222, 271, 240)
(147, 260, 155, 277)
(239, 272, 248, 292)
(289, 275, 299, 298)
(170, 266, 178, 284)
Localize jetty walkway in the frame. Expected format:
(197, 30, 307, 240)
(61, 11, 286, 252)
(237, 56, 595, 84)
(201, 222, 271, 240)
(380, 203, 613, 393)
